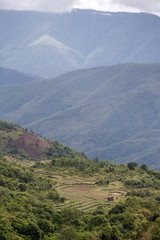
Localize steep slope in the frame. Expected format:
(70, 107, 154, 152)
(0, 63, 160, 169)
(0, 9, 160, 77)
(0, 66, 38, 85)
(0, 120, 85, 161)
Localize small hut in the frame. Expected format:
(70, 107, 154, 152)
(107, 196, 114, 201)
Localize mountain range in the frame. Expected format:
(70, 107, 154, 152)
(0, 9, 160, 78)
(1, 63, 160, 169)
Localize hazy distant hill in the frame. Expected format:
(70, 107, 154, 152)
(0, 66, 37, 85)
(0, 9, 160, 78)
(0, 63, 160, 169)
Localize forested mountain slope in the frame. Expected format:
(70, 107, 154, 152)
(0, 9, 160, 77)
(0, 63, 160, 169)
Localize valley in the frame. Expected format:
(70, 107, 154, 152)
(1, 7, 160, 239)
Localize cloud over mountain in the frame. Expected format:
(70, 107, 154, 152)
(114, 0, 160, 15)
(0, 0, 160, 15)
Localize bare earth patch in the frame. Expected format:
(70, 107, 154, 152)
(63, 185, 95, 192)
(13, 131, 49, 159)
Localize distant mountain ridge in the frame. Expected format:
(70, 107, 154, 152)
(0, 9, 160, 78)
(0, 66, 38, 85)
(0, 63, 160, 169)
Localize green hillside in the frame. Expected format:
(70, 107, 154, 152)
(0, 63, 160, 169)
(0, 121, 160, 239)
(0, 120, 85, 162)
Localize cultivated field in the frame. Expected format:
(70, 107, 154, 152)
(35, 169, 126, 211)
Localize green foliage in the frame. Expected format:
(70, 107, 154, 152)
(57, 226, 79, 240)
(46, 142, 81, 159)
(140, 164, 148, 171)
(23, 222, 42, 240)
(0, 120, 16, 131)
(152, 217, 160, 240)
(37, 219, 54, 234)
(127, 162, 138, 170)
(47, 189, 60, 201)
(109, 201, 126, 215)
(0, 138, 160, 239)
(88, 215, 108, 229)
(17, 183, 27, 192)
(99, 225, 113, 240)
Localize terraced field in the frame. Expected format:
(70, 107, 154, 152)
(35, 169, 126, 211)
(5, 155, 127, 211)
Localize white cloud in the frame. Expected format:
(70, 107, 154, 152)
(74, 0, 160, 15)
(0, 0, 80, 12)
(0, 0, 160, 15)
(112, 0, 160, 15)
(74, 0, 140, 13)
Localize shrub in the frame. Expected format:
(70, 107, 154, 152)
(38, 219, 53, 234)
(23, 223, 42, 240)
(17, 183, 26, 192)
(127, 162, 138, 170)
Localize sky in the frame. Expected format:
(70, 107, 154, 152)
(0, 0, 160, 16)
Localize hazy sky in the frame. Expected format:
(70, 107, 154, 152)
(0, 0, 160, 16)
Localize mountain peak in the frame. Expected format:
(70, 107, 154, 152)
(30, 34, 72, 51)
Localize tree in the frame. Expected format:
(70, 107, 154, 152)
(17, 183, 26, 192)
(37, 219, 53, 234)
(127, 162, 138, 170)
(23, 223, 42, 240)
(58, 226, 78, 240)
(93, 156, 99, 163)
(140, 164, 148, 171)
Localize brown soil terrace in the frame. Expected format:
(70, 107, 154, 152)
(63, 185, 95, 192)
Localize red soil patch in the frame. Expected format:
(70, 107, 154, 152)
(13, 131, 50, 159)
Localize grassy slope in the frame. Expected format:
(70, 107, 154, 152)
(0, 63, 160, 169)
